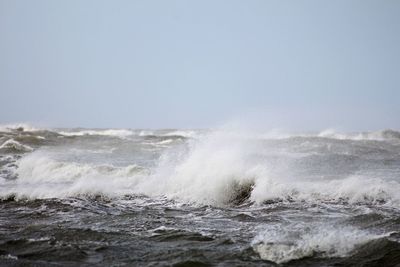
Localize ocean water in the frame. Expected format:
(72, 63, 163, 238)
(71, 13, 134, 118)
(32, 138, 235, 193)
(1, 124, 400, 266)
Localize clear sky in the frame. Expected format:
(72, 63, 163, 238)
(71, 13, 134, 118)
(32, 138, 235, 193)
(0, 0, 399, 130)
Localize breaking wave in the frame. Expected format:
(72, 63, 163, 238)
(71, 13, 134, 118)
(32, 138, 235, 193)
(1, 129, 400, 208)
(0, 153, 147, 199)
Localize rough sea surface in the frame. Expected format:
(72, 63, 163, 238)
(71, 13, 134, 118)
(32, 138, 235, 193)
(1, 124, 400, 266)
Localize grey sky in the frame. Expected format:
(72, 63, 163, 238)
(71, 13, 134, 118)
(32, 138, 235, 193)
(0, 0, 399, 130)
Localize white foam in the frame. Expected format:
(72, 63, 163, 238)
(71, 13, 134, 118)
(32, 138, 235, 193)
(252, 223, 384, 263)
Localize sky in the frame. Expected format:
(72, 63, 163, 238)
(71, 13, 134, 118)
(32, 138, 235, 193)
(0, 0, 399, 130)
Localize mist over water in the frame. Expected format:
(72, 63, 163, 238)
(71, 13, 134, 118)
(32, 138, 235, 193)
(1, 123, 400, 266)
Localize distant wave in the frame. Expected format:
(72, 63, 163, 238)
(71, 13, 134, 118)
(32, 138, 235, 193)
(1, 123, 399, 141)
(0, 123, 42, 133)
(317, 129, 400, 141)
(57, 129, 199, 139)
(0, 125, 200, 142)
(57, 129, 135, 138)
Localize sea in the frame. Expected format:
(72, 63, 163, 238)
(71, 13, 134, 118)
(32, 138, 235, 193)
(1, 124, 400, 266)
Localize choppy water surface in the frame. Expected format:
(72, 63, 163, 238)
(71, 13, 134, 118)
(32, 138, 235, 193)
(1, 125, 400, 266)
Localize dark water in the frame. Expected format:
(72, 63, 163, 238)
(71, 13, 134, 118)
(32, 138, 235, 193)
(1, 125, 400, 266)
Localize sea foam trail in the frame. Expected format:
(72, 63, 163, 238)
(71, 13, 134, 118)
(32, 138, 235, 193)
(1, 129, 400, 207)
